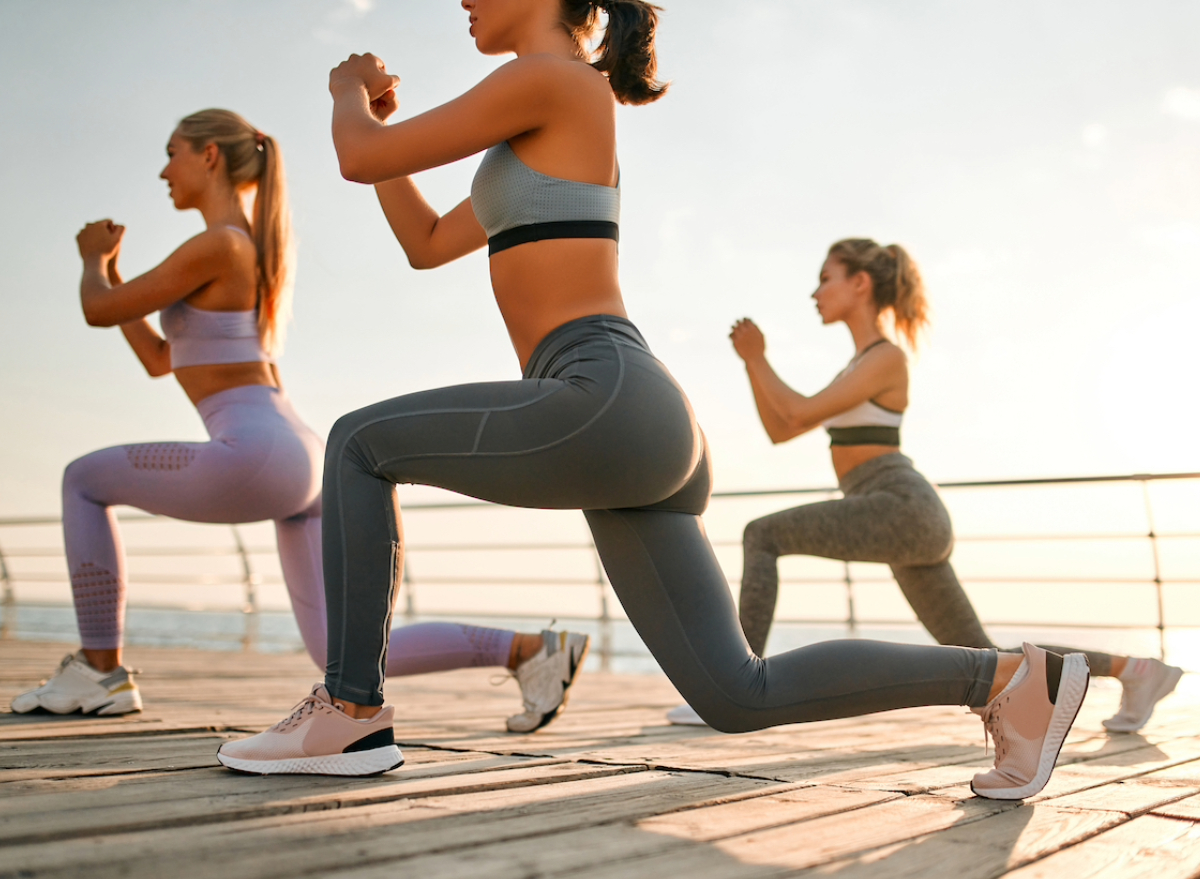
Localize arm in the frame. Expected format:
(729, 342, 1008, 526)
(374, 184, 486, 270)
(77, 221, 231, 327)
(104, 254, 173, 377)
(730, 319, 904, 444)
(329, 53, 558, 184)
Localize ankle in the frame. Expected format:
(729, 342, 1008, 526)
(987, 653, 1024, 703)
(81, 648, 121, 674)
(332, 698, 379, 720)
(507, 633, 544, 670)
(1111, 656, 1129, 679)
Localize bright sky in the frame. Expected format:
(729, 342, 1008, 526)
(2, 0, 1199, 519)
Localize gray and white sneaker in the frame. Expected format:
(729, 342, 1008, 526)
(506, 630, 590, 733)
(11, 651, 143, 716)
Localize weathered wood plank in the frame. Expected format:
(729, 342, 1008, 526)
(1000, 814, 1200, 878)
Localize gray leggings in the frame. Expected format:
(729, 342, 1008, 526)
(739, 453, 1116, 677)
(321, 315, 996, 727)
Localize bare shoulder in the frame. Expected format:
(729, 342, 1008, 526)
(859, 340, 908, 379)
(493, 54, 613, 104)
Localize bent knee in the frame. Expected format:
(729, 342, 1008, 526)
(743, 517, 776, 552)
(62, 452, 105, 499)
(692, 701, 759, 734)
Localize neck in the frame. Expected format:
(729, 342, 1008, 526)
(197, 184, 250, 232)
(845, 313, 887, 355)
(512, 16, 585, 60)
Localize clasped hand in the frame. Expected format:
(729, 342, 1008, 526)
(77, 220, 124, 263)
(729, 318, 766, 361)
(330, 53, 401, 122)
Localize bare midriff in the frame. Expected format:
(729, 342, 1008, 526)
(490, 237, 626, 371)
(174, 362, 278, 407)
(831, 445, 901, 482)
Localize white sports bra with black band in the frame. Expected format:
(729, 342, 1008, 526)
(822, 339, 904, 447)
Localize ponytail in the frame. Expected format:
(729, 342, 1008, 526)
(827, 238, 929, 350)
(561, 0, 669, 105)
(176, 109, 295, 356)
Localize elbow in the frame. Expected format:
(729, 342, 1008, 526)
(406, 251, 441, 271)
(339, 161, 372, 185)
(84, 308, 115, 328)
(337, 151, 382, 185)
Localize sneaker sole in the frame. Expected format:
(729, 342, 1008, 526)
(216, 744, 404, 777)
(508, 635, 591, 734)
(1102, 665, 1184, 733)
(14, 689, 143, 716)
(972, 653, 1090, 800)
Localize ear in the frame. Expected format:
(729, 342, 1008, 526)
(203, 142, 220, 171)
(850, 269, 873, 299)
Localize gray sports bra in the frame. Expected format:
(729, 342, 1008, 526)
(470, 141, 620, 256)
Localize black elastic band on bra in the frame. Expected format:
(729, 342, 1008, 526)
(488, 221, 619, 256)
(828, 426, 901, 447)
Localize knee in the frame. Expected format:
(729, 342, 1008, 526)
(62, 452, 101, 501)
(692, 700, 758, 734)
(743, 517, 774, 553)
(325, 412, 375, 476)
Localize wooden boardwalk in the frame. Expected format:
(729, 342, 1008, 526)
(3, 640, 1200, 878)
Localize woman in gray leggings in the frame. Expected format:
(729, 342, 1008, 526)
(219, 1, 1090, 800)
(686, 238, 1179, 735)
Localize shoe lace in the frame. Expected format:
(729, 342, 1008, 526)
(979, 699, 1009, 762)
(269, 693, 320, 733)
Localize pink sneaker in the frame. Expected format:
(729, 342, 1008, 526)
(971, 643, 1089, 800)
(217, 685, 403, 776)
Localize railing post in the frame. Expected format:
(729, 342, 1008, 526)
(843, 561, 858, 636)
(1140, 478, 1167, 661)
(231, 526, 260, 652)
(0, 537, 13, 641)
(402, 560, 416, 623)
(592, 539, 611, 673)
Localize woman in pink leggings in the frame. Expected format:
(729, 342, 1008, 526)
(11, 109, 588, 733)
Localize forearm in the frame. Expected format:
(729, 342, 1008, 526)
(375, 178, 441, 267)
(80, 257, 114, 326)
(119, 319, 172, 377)
(330, 80, 387, 183)
(743, 356, 813, 441)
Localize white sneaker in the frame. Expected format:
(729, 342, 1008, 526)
(506, 630, 590, 733)
(10, 651, 143, 716)
(666, 704, 709, 726)
(1103, 657, 1184, 733)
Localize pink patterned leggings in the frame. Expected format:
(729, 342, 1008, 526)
(63, 385, 514, 673)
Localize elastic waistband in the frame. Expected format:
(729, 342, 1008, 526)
(523, 314, 651, 379)
(838, 452, 915, 495)
(196, 384, 289, 421)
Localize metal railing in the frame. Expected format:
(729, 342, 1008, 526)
(1, 470, 1197, 669)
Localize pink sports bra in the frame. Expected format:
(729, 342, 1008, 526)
(158, 226, 272, 370)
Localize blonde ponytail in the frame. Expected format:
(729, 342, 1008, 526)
(827, 238, 929, 350)
(176, 109, 295, 356)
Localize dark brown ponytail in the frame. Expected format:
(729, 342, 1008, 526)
(561, 0, 668, 105)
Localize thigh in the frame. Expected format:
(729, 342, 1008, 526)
(67, 436, 308, 525)
(748, 493, 911, 564)
(328, 370, 701, 512)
